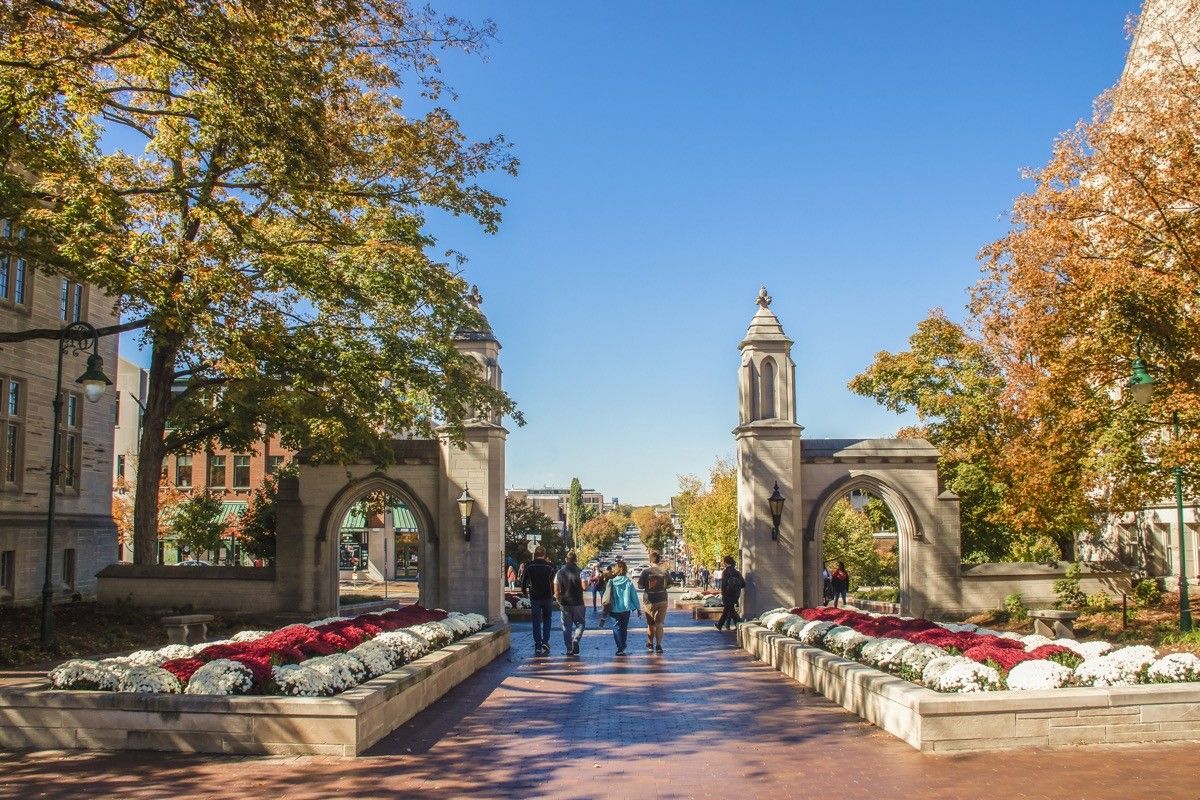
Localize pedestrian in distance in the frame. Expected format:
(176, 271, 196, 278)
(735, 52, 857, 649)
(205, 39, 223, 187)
(714, 555, 745, 632)
(506, 564, 517, 590)
(589, 567, 603, 611)
(638, 549, 673, 654)
(597, 566, 614, 627)
(521, 546, 557, 656)
(831, 561, 850, 608)
(601, 560, 641, 655)
(699, 566, 710, 591)
(555, 550, 587, 657)
(821, 561, 834, 606)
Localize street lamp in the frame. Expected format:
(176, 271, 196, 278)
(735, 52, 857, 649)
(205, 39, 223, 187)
(457, 485, 475, 542)
(41, 321, 112, 648)
(768, 482, 786, 542)
(1127, 358, 1192, 632)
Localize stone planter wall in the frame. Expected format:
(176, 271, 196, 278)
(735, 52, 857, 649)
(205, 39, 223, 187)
(0, 626, 509, 756)
(739, 623, 1200, 752)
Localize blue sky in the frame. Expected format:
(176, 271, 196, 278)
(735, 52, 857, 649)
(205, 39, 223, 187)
(123, 2, 1141, 505)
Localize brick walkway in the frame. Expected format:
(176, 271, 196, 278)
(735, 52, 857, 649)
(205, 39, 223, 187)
(1, 609, 1197, 799)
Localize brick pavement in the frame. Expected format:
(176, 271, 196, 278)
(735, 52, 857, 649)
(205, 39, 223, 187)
(1, 608, 1198, 799)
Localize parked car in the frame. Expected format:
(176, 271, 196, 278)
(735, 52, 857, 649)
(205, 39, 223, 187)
(669, 570, 686, 585)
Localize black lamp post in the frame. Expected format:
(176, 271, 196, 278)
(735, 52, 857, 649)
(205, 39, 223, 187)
(768, 482, 786, 541)
(457, 485, 475, 542)
(1127, 356, 1192, 632)
(41, 321, 112, 648)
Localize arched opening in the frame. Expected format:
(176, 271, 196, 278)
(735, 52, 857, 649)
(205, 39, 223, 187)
(746, 361, 760, 420)
(807, 474, 920, 612)
(320, 474, 439, 613)
(761, 357, 777, 419)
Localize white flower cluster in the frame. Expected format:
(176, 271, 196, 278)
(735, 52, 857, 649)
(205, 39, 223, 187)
(756, 608, 791, 626)
(824, 626, 871, 658)
(185, 659, 254, 696)
(119, 666, 183, 694)
(1019, 634, 1055, 652)
(49, 659, 122, 691)
(410, 621, 454, 649)
(1006, 659, 1074, 691)
(797, 620, 837, 646)
(763, 612, 801, 632)
(1148, 652, 1200, 683)
(1057, 639, 1113, 660)
(275, 653, 366, 696)
(230, 630, 271, 643)
(894, 643, 948, 679)
(506, 596, 532, 609)
(678, 591, 705, 601)
(375, 629, 432, 663)
(702, 596, 724, 608)
(1074, 645, 1158, 687)
(937, 661, 1001, 693)
(860, 638, 911, 670)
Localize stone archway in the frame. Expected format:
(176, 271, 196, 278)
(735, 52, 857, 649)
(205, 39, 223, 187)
(317, 473, 440, 613)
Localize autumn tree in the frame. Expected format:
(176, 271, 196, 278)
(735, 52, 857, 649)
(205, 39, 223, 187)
(505, 497, 562, 565)
(170, 494, 228, 561)
(576, 516, 619, 566)
(678, 459, 738, 570)
(640, 513, 675, 554)
(0, 1, 519, 564)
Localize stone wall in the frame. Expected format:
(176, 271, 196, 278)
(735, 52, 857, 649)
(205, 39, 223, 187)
(95, 563, 279, 614)
(739, 623, 1200, 751)
(953, 562, 1132, 617)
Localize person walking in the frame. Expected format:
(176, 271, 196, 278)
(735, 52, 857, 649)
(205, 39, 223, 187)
(699, 566, 710, 591)
(714, 555, 745, 631)
(601, 560, 641, 655)
(596, 566, 614, 627)
(555, 550, 587, 657)
(831, 561, 850, 608)
(638, 549, 673, 654)
(520, 546, 556, 656)
(821, 561, 834, 606)
(506, 564, 518, 590)
(589, 567, 603, 611)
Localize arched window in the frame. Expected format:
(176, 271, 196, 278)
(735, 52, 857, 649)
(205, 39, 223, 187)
(761, 358, 777, 419)
(746, 361, 759, 421)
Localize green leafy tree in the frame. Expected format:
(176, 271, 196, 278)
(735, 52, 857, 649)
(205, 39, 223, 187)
(679, 459, 738, 569)
(821, 499, 887, 590)
(566, 478, 585, 545)
(171, 494, 228, 560)
(0, 1, 519, 564)
(240, 478, 278, 564)
(505, 497, 562, 565)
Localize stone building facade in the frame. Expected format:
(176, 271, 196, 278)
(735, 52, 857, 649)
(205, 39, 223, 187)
(0, 223, 119, 603)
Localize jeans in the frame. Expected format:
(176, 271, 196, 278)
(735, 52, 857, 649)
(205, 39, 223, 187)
(530, 598, 554, 648)
(561, 605, 586, 651)
(610, 611, 631, 652)
(591, 587, 601, 609)
(833, 590, 848, 607)
(644, 601, 668, 647)
(717, 597, 741, 630)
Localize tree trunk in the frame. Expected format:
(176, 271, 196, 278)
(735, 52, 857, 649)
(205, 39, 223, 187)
(132, 338, 179, 564)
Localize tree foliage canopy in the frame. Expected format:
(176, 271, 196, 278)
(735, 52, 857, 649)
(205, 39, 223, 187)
(505, 497, 562, 565)
(677, 459, 738, 570)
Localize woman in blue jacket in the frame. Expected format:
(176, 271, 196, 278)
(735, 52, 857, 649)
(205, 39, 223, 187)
(601, 560, 642, 656)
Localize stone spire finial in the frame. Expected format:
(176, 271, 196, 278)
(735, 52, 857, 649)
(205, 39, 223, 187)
(467, 284, 483, 308)
(756, 286, 772, 309)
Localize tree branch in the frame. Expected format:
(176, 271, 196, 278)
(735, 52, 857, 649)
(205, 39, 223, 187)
(0, 317, 149, 344)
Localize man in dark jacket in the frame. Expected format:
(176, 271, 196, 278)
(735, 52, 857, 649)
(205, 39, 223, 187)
(715, 555, 745, 632)
(638, 550, 673, 653)
(555, 550, 586, 657)
(521, 546, 556, 656)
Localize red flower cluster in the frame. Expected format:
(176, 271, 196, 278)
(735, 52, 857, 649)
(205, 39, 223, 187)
(160, 604, 447, 691)
(791, 606, 1040, 673)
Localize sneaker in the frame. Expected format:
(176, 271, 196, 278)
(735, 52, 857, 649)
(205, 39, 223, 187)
(645, 641, 654, 651)
(615, 650, 626, 656)
(714, 622, 723, 631)
(572, 642, 581, 656)
(655, 646, 664, 654)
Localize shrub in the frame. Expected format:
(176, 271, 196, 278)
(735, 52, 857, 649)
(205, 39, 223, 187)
(1053, 561, 1085, 609)
(1085, 593, 1112, 612)
(1132, 578, 1162, 608)
(1003, 592, 1027, 621)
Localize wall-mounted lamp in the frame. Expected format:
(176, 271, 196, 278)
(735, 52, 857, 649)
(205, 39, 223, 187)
(768, 482, 785, 541)
(457, 485, 475, 542)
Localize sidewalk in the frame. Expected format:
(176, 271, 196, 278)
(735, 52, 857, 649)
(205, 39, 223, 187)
(0, 609, 1196, 799)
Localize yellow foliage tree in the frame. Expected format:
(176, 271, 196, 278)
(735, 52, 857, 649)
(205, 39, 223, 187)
(678, 459, 738, 570)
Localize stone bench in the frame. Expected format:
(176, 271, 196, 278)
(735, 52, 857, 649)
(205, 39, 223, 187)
(1029, 609, 1079, 640)
(162, 613, 215, 645)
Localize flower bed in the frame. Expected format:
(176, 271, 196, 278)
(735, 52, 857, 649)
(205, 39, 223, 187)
(757, 606, 1200, 694)
(504, 592, 531, 610)
(48, 604, 487, 698)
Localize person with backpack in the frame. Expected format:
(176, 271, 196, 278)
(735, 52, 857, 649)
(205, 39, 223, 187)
(520, 546, 556, 657)
(601, 559, 641, 655)
(554, 549, 586, 657)
(638, 549, 673, 654)
(715, 555, 745, 631)
(831, 561, 850, 608)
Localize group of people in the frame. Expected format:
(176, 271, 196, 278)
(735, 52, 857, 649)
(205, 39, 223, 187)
(518, 547, 745, 657)
(821, 560, 850, 607)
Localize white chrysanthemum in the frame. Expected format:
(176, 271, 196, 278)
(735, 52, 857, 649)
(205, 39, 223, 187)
(935, 622, 978, 633)
(1108, 645, 1158, 668)
(998, 631, 1023, 641)
(374, 629, 431, 663)
(1020, 634, 1055, 652)
(438, 615, 471, 637)
(702, 595, 723, 608)
(762, 612, 800, 632)
(349, 640, 397, 678)
(860, 638, 911, 670)
(274, 664, 335, 697)
(230, 630, 271, 643)
(1006, 659, 1074, 690)
(118, 666, 182, 694)
(782, 619, 807, 638)
(1074, 646, 1156, 688)
(937, 661, 1001, 693)
(185, 659, 254, 695)
(410, 622, 454, 648)
(154, 644, 198, 661)
(922, 655, 972, 688)
(48, 659, 121, 691)
(894, 643, 948, 678)
(1147, 652, 1200, 683)
(824, 627, 871, 658)
(1056, 639, 1112, 659)
(124, 649, 168, 667)
(305, 616, 350, 628)
(679, 591, 704, 601)
(798, 621, 837, 646)
(756, 608, 790, 625)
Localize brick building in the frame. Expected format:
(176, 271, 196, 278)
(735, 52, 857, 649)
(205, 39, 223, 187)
(0, 217, 120, 603)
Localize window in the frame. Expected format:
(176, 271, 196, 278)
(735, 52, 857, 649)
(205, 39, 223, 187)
(266, 455, 284, 475)
(176, 455, 193, 488)
(116, 454, 125, 480)
(1, 378, 23, 487)
(0, 220, 28, 309)
(59, 278, 85, 321)
(208, 454, 226, 487)
(0, 550, 13, 595)
(58, 391, 81, 490)
(233, 455, 251, 488)
(761, 358, 777, 419)
(62, 548, 76, 590)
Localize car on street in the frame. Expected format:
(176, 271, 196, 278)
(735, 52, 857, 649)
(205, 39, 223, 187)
(669, 570, 686, 585)
(631, 565, 647, 578)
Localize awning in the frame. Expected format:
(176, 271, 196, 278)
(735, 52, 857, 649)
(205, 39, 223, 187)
(391, 503, 419, 531)
(341, 507, 368, 530)
(218, 501, 247, 522)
